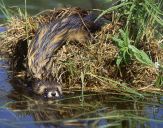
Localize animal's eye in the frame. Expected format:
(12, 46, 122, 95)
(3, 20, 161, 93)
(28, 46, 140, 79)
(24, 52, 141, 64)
(44, 94, 48, 98)
(43, 89, 48, 98)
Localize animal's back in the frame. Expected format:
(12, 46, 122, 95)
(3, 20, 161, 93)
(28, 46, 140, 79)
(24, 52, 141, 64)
(28, 13, 103, 80)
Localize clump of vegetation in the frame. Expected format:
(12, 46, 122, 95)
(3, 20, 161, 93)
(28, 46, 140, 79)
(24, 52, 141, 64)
(0, 0, 163, 97)
(97, 0, 163, 89)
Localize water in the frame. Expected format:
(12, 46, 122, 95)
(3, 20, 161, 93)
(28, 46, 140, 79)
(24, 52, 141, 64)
(1, 64, 163, 128)
(0, 0, 163, 128)
(0, 0, 113, 16)
(0, 65, 163, 128)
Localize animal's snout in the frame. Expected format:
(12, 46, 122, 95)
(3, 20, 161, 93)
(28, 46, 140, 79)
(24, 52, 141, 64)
(51, 92, 56, 97)
(47, 90, 60, 98)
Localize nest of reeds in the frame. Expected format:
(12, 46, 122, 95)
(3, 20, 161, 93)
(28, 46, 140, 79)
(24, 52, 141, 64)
(0, 7, 162, 93)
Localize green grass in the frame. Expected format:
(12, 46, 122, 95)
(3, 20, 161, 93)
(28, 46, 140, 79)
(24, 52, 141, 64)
(0, 0, 29, 21)
(0, 0, 12, 20)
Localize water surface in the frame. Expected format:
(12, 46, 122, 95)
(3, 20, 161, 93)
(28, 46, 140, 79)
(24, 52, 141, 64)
(0, 0, 112, 16)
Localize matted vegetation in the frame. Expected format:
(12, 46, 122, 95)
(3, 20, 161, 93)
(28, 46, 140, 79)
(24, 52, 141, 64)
(0, 0, 163, 97)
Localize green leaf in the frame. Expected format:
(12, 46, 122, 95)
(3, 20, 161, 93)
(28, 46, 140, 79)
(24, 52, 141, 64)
(128, 45, 154, 66)
(116, 55, 123, 67)
(129, 45, 140, 54)
(112, 37, 124, 47)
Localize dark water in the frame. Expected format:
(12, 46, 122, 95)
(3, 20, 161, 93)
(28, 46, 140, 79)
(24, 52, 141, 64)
(0, 0, 113, 19)
(0, 58, 163, 128)
(0, 0, 163, 128)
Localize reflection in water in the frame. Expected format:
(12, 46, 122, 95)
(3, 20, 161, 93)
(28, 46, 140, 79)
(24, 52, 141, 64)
(0, 60, 162, 127)
(0, 55, 162, 128)
(5, 76, 163, 128)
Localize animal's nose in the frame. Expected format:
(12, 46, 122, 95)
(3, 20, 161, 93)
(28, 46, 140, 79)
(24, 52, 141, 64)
(49, 91, 63, 99)
(51, 92, 56, 97)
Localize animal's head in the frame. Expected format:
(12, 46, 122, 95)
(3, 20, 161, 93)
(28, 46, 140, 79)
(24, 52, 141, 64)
(33, 80, 62, 99)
